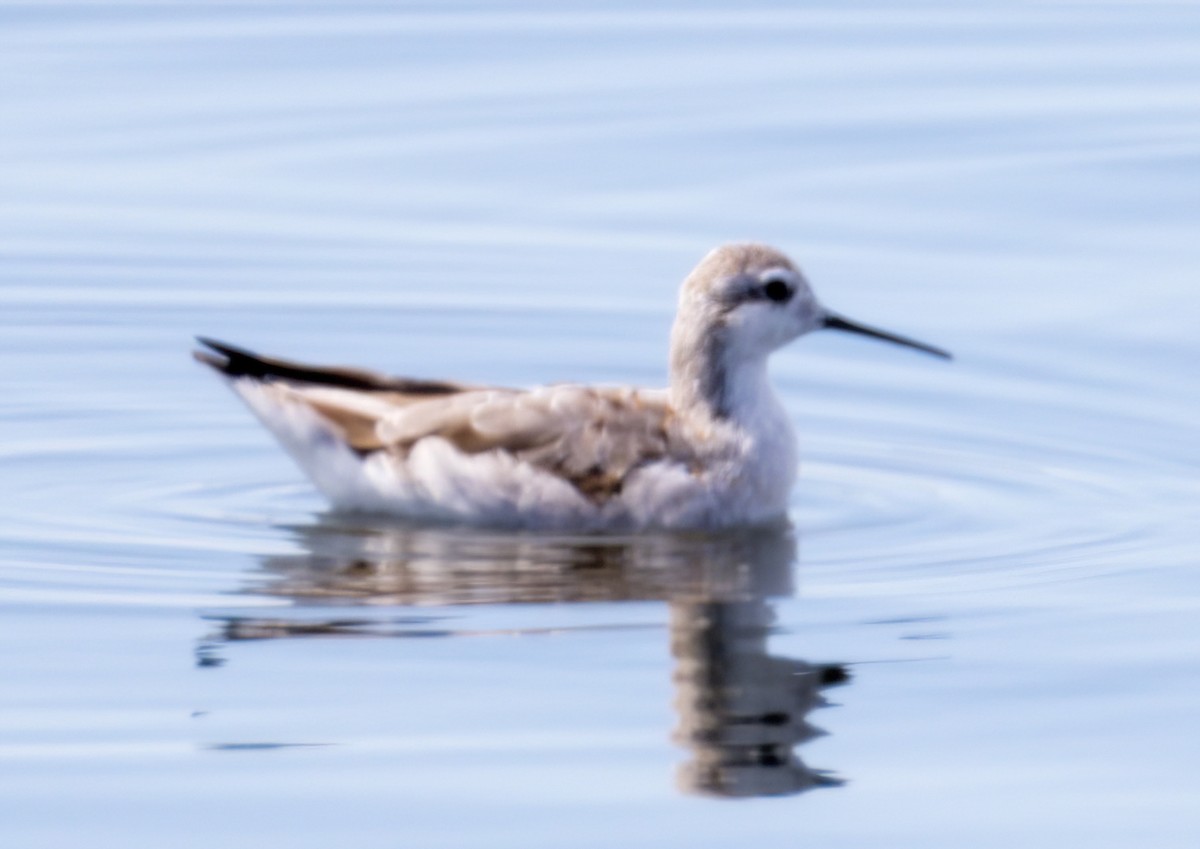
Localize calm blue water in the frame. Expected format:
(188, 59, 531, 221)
(3, 3, 1199, 847)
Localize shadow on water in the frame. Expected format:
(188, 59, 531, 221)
(201, 516, 849, 798)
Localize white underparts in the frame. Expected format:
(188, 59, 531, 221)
(229, 377, 796, 531)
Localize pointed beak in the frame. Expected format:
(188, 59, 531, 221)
(820, 311, 952, 360)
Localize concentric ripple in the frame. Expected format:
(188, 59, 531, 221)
(790, 344, 1198, 596)
(1, 334, 1189, 609)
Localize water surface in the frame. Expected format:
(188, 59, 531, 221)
(2, 3, 1199, 847)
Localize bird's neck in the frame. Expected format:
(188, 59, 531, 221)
(669, 325, 778, 426)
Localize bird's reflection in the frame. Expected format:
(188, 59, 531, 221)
(672, 597, 847, 796)
(204, 516, 848, 798)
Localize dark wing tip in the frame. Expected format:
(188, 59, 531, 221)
(191, 336, 465, 394)
(192, 336, 278, 379)
(195, 336, 255, 360)
(194, 336, 232, 373)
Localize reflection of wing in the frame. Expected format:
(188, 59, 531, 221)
(252, 519, 798, 606)
(195, 337, 691, 501)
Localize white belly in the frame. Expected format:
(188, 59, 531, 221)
(232, 379, 797, 531)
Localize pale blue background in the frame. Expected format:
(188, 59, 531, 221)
(2, 3, 1198, 847)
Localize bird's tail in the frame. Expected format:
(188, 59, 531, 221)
(192, 337, 461, 395)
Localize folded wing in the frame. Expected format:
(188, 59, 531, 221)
(195, 338, 684, 501)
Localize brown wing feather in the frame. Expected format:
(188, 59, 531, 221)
(375, 385, 685, 502)
(199, 338, 691, 501)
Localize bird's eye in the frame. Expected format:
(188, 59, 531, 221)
(762, 279, 793, 303)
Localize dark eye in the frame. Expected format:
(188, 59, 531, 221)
(762, 279, 793, 303)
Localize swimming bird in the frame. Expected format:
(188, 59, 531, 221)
(195, 243, 949, 531)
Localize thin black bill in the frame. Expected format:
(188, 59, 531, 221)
(821, 313, 952, 360)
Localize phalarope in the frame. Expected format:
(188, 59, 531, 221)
(195, 243, 949, 530)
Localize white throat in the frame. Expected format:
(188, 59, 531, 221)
(669, 341, 798, 522)
(669, 312, 785, 425)
(720, 354, 778, 423)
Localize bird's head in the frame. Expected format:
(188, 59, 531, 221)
(669, 243, 950, 416)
